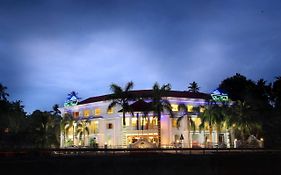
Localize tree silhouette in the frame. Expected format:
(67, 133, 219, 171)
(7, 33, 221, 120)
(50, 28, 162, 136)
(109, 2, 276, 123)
(108, 81, 135, 126)
(0, 83, 9, 101)
(151, 82, 174, 147)
(188, 81, 200, 93)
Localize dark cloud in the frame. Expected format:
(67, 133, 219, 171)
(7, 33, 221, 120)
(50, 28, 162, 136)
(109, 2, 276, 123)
(1, 0, 281, 113)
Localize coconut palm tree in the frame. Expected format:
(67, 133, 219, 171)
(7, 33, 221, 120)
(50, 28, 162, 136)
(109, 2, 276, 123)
(76, 119, 90, 146)
(226, 100, 262, 145)
(188, 81, 200, 93)
(176, 103, 196, 148)
(151, 82, 174, 147)
(60, 113, 74, 147)
(198, 101, 219, 148)
(52, 104, 61, 116)
(108, 81, 134, 126)
(0, 83, 9, 101)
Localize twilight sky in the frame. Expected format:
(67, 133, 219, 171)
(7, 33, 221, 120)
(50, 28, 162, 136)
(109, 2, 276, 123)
(1, 0, 281, 113)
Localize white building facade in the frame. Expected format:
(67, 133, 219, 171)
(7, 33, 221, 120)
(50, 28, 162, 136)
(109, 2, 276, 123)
(59, 90, 231, 148)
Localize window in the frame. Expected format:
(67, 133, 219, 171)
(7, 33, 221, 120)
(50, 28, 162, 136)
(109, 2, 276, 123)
(187, 105, 193, 112)
(172, 118, 178, 128)
(73, 112, 79, 119)
(107, 107, 114, 114)
(192, 117, 201, 128)
(131, 117, 137, 127)
(84, 110, 90, 117)
(200, 107, 205, 113)
(89, 121, 99, 134)
(150, 117, 158, 127)
(171, 104, 178, 112)
(107, 123, 113, 129)
(95, 108, 101, 116)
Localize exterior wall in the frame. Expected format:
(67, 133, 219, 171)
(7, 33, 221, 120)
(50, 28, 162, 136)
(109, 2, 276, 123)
(59, 97, 230, 148)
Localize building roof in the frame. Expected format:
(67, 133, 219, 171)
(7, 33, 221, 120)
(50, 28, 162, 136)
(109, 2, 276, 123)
(118, 99, 153, 112)
(78, 90, 211, 105)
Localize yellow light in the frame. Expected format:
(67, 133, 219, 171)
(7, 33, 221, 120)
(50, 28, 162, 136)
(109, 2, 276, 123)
(171, 104, 178, 111)
(95, 108, 101, 115)
(84, 110, 90, 117)
(187, 105, 193, 112)
(107, 107, 114, 114)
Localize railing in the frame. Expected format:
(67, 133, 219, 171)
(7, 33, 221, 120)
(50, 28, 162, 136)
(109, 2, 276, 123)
(1, 148, 281, 157)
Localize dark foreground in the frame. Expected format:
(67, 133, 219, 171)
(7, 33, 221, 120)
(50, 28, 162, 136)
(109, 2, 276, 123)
(1, 152, 281, 175)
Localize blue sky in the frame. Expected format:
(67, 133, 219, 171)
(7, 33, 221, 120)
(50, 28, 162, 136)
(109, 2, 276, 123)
(1, 0, 281, 113)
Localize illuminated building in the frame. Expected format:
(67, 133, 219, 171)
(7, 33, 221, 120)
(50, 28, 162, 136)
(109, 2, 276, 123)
(59, 90, 231, 148)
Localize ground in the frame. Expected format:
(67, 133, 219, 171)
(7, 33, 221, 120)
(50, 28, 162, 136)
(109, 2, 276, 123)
(0, 151, 280, 175)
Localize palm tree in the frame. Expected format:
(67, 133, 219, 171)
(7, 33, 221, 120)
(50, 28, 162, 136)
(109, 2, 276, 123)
(198, 101, 220, 148)
(60, 113, 74, 147)
(0, 83, 9, 101)
(108, 81, 134, 126)
(188, 81, 200, 93)
(177, 103, 196, 148)
(151, 82, 174, 147)
(76, 119, 90, 146)
(226, 100, 261, 145)
(52, 104, 61, 116)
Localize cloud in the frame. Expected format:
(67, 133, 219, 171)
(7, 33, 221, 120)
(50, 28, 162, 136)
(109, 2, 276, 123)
(1, 0, 281, 112)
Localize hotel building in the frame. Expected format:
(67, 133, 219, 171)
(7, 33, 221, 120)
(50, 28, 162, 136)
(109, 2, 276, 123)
(59, 90, 231, 148)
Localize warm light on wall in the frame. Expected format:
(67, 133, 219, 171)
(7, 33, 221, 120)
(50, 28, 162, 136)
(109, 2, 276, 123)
(187, 105, 193, 112)
(132, 117, 137, 127)
(107, 107, 114, 114)
(200, 107, 205, 113)
(172, 118, 177, 128)
(84, 110, 90, 117)
(171, 104, 178, 111)
(95, 108, 101, 115)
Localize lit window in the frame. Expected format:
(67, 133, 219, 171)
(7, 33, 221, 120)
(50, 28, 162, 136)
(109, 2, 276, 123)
(95, 108, 101, 116)
(90, 121, 99, 133)
(141, 117, 148, 126)
(107, 123, 113, 129)
(187, 105, 193, 112)
(84, 110, 90, 117)
(192, 117, 201, 128)
(107, 107, 114, 114)
(172, 118, 178, 128)
(171, 104, 178, 112)
(132, 117, 137, 127)
(151, 117, 158, 126)
(200, 107, 205, 113)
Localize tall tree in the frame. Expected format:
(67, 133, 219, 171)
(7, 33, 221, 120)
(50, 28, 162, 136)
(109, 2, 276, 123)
(76, 119, 90, 146)
(151, 82, 174, 147)
(52, 104, 61, 116)
(0, 83, 9, 101)
(60, 113, 75, 147)
(198, 101, 218, 147)
(273, 76, 281, 108)
(188, 81, 200, 93)
(28, 110, 59, 148)
(226, 100, 262, 144)
(108, 81, 134, 126)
